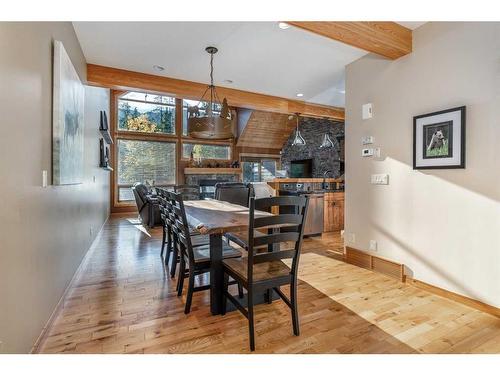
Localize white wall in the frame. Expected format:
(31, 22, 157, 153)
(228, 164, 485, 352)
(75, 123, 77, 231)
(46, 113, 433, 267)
(0, 22, 110, 353)
(345, 22, 500, 307)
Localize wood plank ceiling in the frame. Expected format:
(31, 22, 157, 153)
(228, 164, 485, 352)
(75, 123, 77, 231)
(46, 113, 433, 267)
(287, 22, 412, 59)
(237, 111, 296, 150)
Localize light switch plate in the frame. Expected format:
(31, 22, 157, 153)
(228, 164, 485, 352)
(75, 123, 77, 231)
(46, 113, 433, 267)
(369, 240, 378, 251)
(362, 103, 373, 119)
(42, 170, 48, 188)
(371, 174, 389, 185)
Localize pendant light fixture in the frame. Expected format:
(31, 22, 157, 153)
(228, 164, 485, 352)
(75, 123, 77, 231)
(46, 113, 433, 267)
(187, 46, 233, 139)
(291, 113, 306, 146)
(319, 117, 334, 149)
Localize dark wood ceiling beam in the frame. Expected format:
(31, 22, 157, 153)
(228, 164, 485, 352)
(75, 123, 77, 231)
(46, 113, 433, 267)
(87, 64, 345, 120)
(287, 22, 412, 59)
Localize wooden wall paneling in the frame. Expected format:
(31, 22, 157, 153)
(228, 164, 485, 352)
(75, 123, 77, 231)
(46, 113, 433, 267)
(87, 64, 345, 120)
(287, 22, 412, 60)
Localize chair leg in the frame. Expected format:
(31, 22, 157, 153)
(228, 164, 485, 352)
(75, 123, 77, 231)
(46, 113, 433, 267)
(290, 279, 300, 336)
(160, 225, 166, 258)
(170, 243, 178, 278)
(237, 283, 244, 299)
(184, 268, 195, 314)
(165, 229, 172, 266)
(265, 289, 272, 304)
(177, 257, 185, 296)
(222, 273, 229, 315)
(247, 288, 255, 351)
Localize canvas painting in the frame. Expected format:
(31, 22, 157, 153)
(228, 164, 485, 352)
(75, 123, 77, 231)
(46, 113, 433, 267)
(52, 40, 85, 185)
(413, 106, 465, 169)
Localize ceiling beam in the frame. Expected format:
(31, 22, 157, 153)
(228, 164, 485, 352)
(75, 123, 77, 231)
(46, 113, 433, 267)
(87, 64, 345, 120)
(287, 22, 412, 60)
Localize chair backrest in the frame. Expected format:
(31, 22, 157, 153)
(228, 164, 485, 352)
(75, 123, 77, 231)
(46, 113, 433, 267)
(246, 196, 309, 284)
(215, 182, 251, 207)
(167, 191, 196, 266)
(156, 187, 169, 227)
(132, 182, 149, 212)
(175, 185, 200, 200)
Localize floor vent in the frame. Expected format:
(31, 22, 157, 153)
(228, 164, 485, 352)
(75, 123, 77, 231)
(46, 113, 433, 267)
(345, 246, 405, 282)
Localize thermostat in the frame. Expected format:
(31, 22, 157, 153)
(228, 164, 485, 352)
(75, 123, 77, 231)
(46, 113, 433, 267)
(362, 148, 374, 157)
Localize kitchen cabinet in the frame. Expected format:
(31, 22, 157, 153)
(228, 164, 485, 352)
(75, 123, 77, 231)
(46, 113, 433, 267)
(324, 192, 344, 232)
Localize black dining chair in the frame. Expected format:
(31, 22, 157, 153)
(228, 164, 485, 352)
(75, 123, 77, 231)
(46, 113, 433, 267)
(215, 182, 251, 207)
(168, 191, 243, 314)
(221, 195, 309, 351)
(157, 187, 210, 278)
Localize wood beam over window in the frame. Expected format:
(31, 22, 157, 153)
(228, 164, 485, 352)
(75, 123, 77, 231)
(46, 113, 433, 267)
(87, 64, 345, 120)
(287, 22, 412, 60)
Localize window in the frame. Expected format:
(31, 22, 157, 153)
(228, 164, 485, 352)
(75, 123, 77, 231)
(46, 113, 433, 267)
(182, 142, 231, 160)
(182, 99, 221, 136)
(117, 139, 176, 201)
(118, 92, 175, 134)
(242, 157, 278, 182)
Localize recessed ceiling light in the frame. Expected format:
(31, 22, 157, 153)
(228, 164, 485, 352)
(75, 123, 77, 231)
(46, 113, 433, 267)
(153, 65, 165, 72)
(296, 93, 304, 97)
(278, 22, 290, 30)
(223, 79, 233, 84)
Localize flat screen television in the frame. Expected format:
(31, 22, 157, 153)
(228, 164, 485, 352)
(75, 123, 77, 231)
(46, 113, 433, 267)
(290, 159, 313, 178)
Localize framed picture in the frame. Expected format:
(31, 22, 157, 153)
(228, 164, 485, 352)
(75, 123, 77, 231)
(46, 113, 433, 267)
(52, 40, 85, 184)
(413, 106, 466, 169)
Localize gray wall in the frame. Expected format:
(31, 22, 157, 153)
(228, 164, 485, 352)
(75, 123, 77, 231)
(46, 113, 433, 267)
(345, 22, 500, 307)
(0, 22, 110, 353)
(281, 117, 344, 178)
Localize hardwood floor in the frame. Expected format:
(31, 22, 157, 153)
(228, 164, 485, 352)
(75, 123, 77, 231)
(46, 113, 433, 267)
(37, 215, 500, 354)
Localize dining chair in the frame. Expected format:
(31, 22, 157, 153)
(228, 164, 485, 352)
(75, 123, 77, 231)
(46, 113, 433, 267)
(175, 185, 201, 200)
(214, 182, 251, 207)
(157, 187, 210, 277)
(168, 191, 243, 314)
(221, 195, 309, 351)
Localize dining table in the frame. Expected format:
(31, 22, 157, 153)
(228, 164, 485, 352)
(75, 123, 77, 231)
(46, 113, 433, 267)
(183, 199, 274, 315)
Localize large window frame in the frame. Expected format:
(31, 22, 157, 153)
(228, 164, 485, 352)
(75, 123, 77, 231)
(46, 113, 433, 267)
(240, 154, 281, 183)
(110, 90, 235, 212)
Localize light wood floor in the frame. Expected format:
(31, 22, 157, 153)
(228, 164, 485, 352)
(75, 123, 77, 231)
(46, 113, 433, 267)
(37, 215, 500, 353)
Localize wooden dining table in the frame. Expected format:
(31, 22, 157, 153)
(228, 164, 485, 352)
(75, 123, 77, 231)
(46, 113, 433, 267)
(183, 199, 273, 315)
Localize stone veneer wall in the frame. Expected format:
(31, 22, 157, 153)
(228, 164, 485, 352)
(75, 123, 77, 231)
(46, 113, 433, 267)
(281, 117, 344, 178)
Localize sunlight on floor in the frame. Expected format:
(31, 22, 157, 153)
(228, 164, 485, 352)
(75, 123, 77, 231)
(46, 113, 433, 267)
(289, 252, 500, 353)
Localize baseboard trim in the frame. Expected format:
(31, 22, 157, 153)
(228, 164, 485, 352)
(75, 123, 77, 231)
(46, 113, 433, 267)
(406, 277, 500, 318)
(30, 217, 109, 354)
(345, 246, 405, 282)
(343, 246, 500, 318)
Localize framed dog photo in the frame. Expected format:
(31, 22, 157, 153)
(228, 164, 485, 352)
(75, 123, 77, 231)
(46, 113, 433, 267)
(413, 106, 466, 169)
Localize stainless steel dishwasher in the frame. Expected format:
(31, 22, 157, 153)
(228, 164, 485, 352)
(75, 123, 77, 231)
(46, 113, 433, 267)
(302, 193, 324, 236)
(278, 191, 324, 236)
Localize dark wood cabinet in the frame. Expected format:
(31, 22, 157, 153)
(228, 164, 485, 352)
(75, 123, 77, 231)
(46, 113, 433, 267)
(323, 192, 344, 232)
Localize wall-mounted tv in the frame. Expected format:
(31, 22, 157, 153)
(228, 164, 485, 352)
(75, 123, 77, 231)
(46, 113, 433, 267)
(290, 159, 313, 178)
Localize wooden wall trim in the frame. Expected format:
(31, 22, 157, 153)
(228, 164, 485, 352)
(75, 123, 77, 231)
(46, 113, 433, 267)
(406, 277, 500, 318)
(344, 246, 500, 318)
(87, 64, 344, 120)
(345, 246, 405, 281)
(287, 22, 412, 60)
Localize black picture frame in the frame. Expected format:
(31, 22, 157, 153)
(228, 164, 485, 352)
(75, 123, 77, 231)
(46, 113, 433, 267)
(413, 106, 466, 170)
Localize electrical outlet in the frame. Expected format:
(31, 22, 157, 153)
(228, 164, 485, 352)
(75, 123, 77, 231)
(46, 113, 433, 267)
(42, 170, 48, 188)
(348, 233, 356, 243)
(369, 240, 378, 251)
(340, 229, 345, 238)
